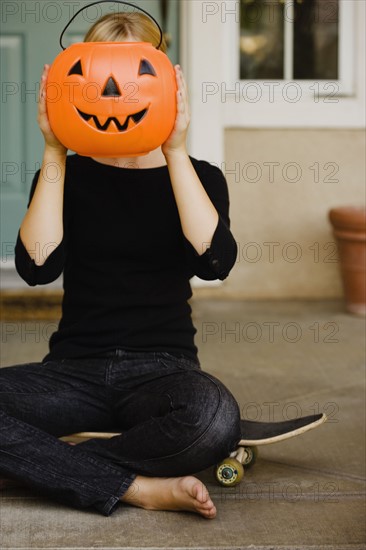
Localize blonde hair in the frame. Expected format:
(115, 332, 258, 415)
(84, 12, 167, 54)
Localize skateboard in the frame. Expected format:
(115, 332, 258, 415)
(63, 413, 327, 487)
(215, 413, 327, 486)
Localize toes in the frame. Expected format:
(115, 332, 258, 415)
(191, 480, 210, 503)
(201, 499, 214, 510)
(200, 506, 217, 519)
(187, 478, 217, 519)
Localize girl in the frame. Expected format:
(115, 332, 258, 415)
(0, 12, 241, 519)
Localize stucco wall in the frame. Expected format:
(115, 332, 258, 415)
(213, 129, 365, 299)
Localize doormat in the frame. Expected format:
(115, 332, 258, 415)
(0, 290, 63, 320)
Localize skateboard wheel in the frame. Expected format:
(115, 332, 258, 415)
(242, 446, 258, 469)
(215, 457, 244, 487)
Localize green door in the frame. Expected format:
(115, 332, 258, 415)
(0, 0, 180, 263)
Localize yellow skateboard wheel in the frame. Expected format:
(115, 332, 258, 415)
(215, 457, 244, 487)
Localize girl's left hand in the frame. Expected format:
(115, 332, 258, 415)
(162, 65, 190, 157)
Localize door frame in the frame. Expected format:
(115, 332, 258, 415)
(179, 0, 224, 167)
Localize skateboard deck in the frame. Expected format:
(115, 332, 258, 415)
(64, 413, 327, 444)
(239, 413, 326, 446)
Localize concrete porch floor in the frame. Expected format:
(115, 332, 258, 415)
(0, 299, 365, 549)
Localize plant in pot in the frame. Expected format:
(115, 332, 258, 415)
(329, 206, 366, 316)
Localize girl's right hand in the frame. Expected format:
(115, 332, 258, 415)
(38, 64, 67, 154)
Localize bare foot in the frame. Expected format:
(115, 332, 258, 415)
(121, 475, 217, 519)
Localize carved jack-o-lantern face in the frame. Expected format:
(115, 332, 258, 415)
(47, 42, 177, 157)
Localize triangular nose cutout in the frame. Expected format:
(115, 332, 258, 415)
(102, 77, 121, 97)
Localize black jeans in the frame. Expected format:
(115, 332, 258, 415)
(0, 350, 241, 516)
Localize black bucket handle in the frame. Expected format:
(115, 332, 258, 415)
(59, 0, 164, 51)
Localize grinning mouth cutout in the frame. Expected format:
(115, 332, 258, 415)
(76, 107, 148, 132)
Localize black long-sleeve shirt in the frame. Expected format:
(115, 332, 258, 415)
(15, 154, 237, 361)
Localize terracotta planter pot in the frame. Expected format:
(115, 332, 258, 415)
(329, 206, 366, 316)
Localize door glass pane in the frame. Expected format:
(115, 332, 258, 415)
(240, 0, 284, 79)
(294, 0, 339, 79)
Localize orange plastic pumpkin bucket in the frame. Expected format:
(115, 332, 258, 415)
(46, 1, 177, 157)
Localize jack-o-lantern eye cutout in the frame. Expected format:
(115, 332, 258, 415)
(68, 59, 83, 76)
(138, 59, 156, 77)
(47, 42, 177, 157)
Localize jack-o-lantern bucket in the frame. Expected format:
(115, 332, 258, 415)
(46, 1, 177, 157)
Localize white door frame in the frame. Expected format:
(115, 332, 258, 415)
(179, 0, 224, 167)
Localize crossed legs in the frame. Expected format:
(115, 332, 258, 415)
(0, 353, 241, 517)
